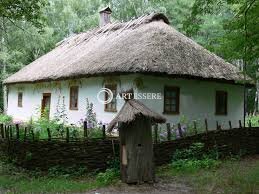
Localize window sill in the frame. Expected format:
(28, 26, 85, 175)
(215, 113, 227, 116)
(163, 111, 179, 115)
(70, 108, 78, 111)
(105, 109, 117, 113)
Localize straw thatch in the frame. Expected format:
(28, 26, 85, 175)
(4, 13, 247, 84)
(107, 98, 166, 132)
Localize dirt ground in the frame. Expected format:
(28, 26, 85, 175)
(84, 178, 193, 194)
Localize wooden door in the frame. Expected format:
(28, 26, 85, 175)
(41, 93, 51, 118)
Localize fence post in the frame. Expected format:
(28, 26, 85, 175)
(47, 128, 51, 141)
(178, 123, 183, 138)
(9, 126, 13, 139)
(248, 120, 252, 128)
(216, 121, 221, 130)
(66, 127, 69, 143)
(102, 125, 106, 139)
(16, 124, 20, 140)
(154, 124, 158, 143)
(228, 121, 232, 129)
(193, 121, 197, 135)
(83, 121, 88, 138)
(239, 120, 242, 128)
(30, 128, 34, 141)
(0, 124, 4, 138)
(5, 126, 9, 140)
(205, 119, 208, 133)
(166, 123, 171, 141)
(24, 127, 27, 141)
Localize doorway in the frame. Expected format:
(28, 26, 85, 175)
(41, 93, 51, 118)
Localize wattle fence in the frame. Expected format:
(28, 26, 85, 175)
(0, 123, 258, 171)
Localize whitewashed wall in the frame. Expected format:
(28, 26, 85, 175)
(6, 74, 244, 129)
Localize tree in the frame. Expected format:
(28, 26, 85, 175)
(0, 0, 47, 29)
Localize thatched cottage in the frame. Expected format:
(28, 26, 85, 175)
(4, 8, 248, 129)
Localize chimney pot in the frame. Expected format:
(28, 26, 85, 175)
(99, 6, 112, 27)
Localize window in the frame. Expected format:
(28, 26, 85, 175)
(215, 91, 227, 115)
(105, 84, 117, 112)
(70, 86, 78, 110)
(164, 86, 180, 114)
(18, 92, 23, 107)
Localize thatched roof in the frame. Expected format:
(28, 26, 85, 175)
(4, 13, 248, 84)
(107, 99, 166, 132)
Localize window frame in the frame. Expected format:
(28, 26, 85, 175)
(104, 84, 117, 112)
(69, 86, 79, 110)
(18, 92, 23, 107)
(215, 90, 228, 115)
(163, 86, 180, 114)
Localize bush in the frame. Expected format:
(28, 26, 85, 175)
(96, 168, 119, 186)
(171, 143, 220, 171)
(0, 114, 13, 124)
(48, 165, 88, 177)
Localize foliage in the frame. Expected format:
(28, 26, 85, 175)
(96, 168, 119, 186)
(171, 143, 220, 171)
(54, 95, 68, 125)
(246, 115, 259, 127)
(0, 0, 47, 29)
(88, 127, 104, 138)
(85, 98, 97, 128)
(158, 156, 259, 194)
(0, 114, 12, 124)
(48, 165, 88, 177)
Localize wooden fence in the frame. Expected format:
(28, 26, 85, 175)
(0, 121, 108, 142)
(151, 119, 249, 143)
(0, 126, 258, 171)
(0, 118, 252, 143)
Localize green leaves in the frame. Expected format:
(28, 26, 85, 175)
(0, 0, 48, 29)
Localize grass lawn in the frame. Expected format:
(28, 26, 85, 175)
(0, 156, 258, 193)
(0, 161, 119, 194)
(158, 155, 259, 194)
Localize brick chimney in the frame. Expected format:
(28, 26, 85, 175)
(99, 6, 112, 27)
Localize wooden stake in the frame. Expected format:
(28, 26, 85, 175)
(47, 128, 51, 141)
(0, 124, 4, 138)
(30, 128, 34, 141)
(193, 121, 197, 135)
(248, 120, 252, 128)
(83, 121, 88, 138)
(154, 124, 158, 143)
(205, 119, 208, 133)
(9, 126, 13, 139)
(239, 120, 242, 128)
(178, 123, 183, 138)
(66, 127, 69, 143)
(166, 123, 171, 141)
(5, 126, 9, 140)
(16, 124, 20, 140)
(102, 125, 106, 139)
(24, 127, 27, 141)
(229, 121, 232, 129)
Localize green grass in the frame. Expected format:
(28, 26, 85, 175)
(0, 161, 119, 193)
(158, 156, 259, 194)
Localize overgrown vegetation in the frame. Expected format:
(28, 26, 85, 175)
(0, 157, 120, 193)
(171, 143, 220, 172)
(0, 114, 12, 125)
(158, 156, 259, 194)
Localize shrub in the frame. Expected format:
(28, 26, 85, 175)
(48, 165, 88, 177)
(0, 114, 13, 124)
(96, 168, 119, 186)
(171, 143, 220, 171)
